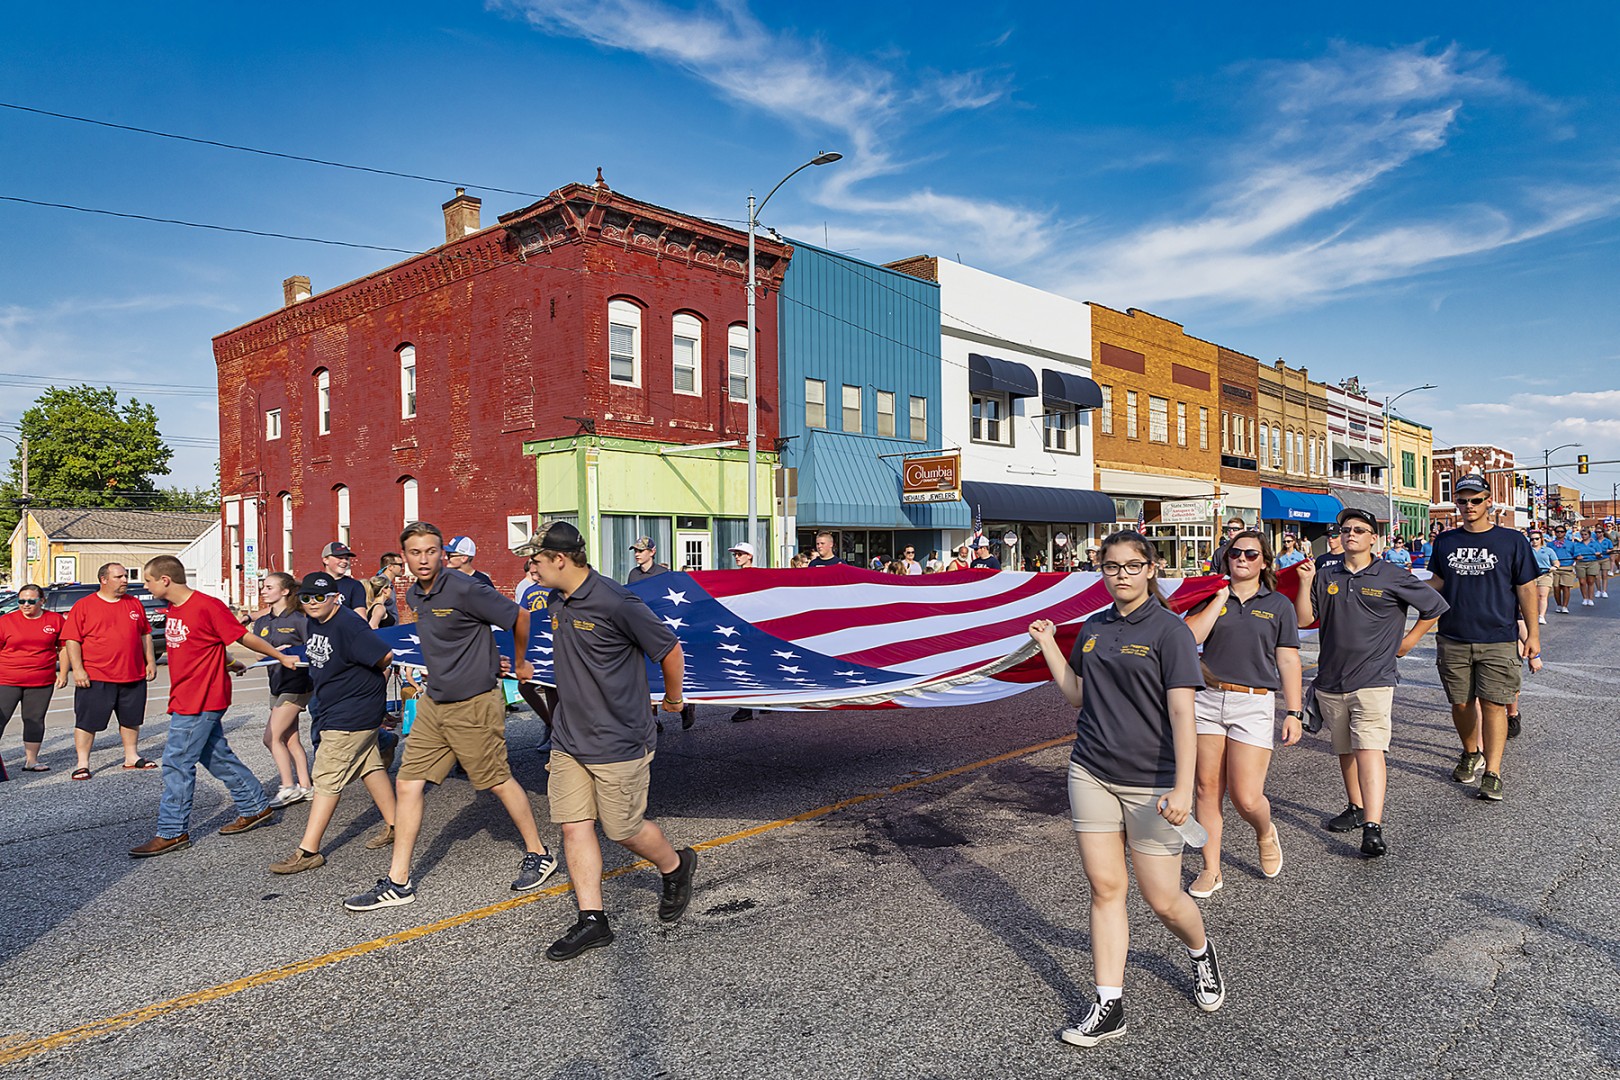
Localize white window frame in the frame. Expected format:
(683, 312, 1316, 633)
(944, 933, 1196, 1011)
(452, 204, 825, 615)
(280, 493, 294, 573)
(1199, 406, 1209, 452)
(1271, 424, 1282, 467)
(841, 384, 862, 434)
(607, 299, 641, 386)
(1259, 425, 1269, 465)
(1125, 390, 1138, 439)
(1295, 433, 1305, 475)
(1148, 396, 1169, 444)
(1043, 407, 1078, 453)
(1439, 471, 1452, 503)
(315, 369, 331, 436)
(265, 409, 282, 442)
(1099, 385, 1113, 435)
(335, 485, 350, 547)
(970, 392, 1009, 445)
(672, 314, 702, 398)
(727, 325, 749, 402)
(909, 395, 927, 442)
(1221, 412, 1230, 453)
(401, 477, 419, 525)
(1176, 401, 1187, 447)
(805, 379, 827, 429)
(399, 344, 417, 419)
(875, 390, 896, 438)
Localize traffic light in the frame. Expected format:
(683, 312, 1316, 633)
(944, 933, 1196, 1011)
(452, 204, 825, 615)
(1579, 455, 1590, 475)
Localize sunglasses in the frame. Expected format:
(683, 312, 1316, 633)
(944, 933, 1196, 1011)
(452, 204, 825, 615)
(1338, 526, 1375, 536)
(1457, 496, 1489, 506)
(17, 598, 40, 605)
(1227, 549, 1264, 562)
(299, 593, 337, 604)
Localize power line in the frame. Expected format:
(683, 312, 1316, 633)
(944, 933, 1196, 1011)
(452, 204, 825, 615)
(0, 102, 548, 200)
(0, 370, 214, 393)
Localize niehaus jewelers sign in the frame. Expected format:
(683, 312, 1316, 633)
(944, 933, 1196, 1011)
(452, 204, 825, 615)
(902, 453, 962, 503)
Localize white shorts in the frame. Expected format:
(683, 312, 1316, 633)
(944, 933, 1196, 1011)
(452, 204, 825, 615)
(1194, 688, 1276, 750)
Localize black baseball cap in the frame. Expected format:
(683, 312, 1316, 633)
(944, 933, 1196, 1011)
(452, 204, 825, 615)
(1336, 506, 1379, 530)
(299, 572, 339, 596)
(1453, 473, 1490, 496)
(535, 520, 586, 554)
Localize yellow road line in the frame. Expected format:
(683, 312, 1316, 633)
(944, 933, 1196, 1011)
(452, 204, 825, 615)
(0, 733, 1074, 1067)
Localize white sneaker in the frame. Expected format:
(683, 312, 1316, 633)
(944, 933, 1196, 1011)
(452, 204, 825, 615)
(1538, 615, 1546, 624)
(267, 785, 303, 809)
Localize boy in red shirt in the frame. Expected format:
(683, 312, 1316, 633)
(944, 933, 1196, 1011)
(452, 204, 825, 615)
(62, 562, 158, 778)
(129, 557, 301, 858)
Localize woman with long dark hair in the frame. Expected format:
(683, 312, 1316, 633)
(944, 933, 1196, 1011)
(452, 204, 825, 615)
(1029, 530, 1226, 1048)
(253, 572, 314, 808)
(1181, 529, 1303, 897)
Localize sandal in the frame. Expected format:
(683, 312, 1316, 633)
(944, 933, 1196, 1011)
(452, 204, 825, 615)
(71, 767, 92, 781)
(123, 757, 159, 770)
(22, 763, 51, 772)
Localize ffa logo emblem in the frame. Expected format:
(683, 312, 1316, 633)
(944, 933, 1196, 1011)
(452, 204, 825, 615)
(550, 615, 560, 631)
(1327, 583, 1340, 595)
(1082, 636, 1097, 653)
(1218, 605, 1228, 617)
(259, 628, 269, 638)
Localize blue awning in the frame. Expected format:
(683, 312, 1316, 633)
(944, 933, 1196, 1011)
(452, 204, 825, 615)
(796, 430, 970, 530)
(1261, 488, 1343, 523)
(1042, 369, 1103, 410)
(962, 480, 1116, 524)
(968, 353, 1038, 398)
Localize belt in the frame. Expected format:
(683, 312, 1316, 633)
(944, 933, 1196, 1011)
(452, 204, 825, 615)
(1204, 681, 1269, 695)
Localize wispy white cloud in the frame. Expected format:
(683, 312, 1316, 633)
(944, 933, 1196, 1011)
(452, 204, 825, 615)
(1412, 389, 1620, 493)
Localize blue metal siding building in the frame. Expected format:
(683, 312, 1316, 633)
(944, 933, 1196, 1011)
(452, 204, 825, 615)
(777, 241, 968, 566)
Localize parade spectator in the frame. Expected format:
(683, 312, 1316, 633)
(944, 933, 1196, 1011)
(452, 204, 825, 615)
(129, 557, 300, 858)
(514, 556, 545, 607)
(446, 536, 495, 589)
(1181, 530, 1303, 897)
(344, 522, 558, 911)
(269, 572, 399, 874)
(1274, 534, 1307, 569)
(320, 542, 368, 612)
(790, 552, 811, 568)
(925, 550, 943, 573)
(900, 546, 924, 575)
(252, 572, 314, 808)
(627, 537, 671, 583)
(1528, 530, 1556, 624)
(365, 553, 405, 629)
(63, 562, 158, 779)
(1028, 530, 1225, 1048)
(947, 544, 973, 571)
(529, 521, 697, 961)
(1426, 474, 1541, 802)
(970, 538, 1002, 570)
(1383, 536, 1412, 569)
(806, 532, 842, 568)
(1293, 508, 1448, 857)
(0, 584, 69, 774)
(1079, 547, 1098, 573)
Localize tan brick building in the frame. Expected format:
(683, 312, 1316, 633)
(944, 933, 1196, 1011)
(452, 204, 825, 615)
(1216, 346, 1262, 526)
(1256, 361, 1336, 546)
(1089, 305, 1221, 573)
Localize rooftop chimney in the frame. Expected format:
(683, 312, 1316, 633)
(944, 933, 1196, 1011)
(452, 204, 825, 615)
(442, 187, 481, 243)
(282, 275, 311, 307)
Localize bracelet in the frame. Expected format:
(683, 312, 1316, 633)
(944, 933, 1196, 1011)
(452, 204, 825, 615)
(663, 697, 684, 705)
(1528, 653, 1541, 660)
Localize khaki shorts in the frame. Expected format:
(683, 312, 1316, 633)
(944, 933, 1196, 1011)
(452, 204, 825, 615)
(396, 689, 512, 790)
(1066, 760, 1182, 857)
(1553, 567, 1577, 588)
(310, 727, 385, 798)
(1194, 688, 1276, 750)
(1578, 561, 1602, 579)
(1435, 636, 1522, 706)
(546, 750, 654, 842)
(272, 692, 312, 710)
(1534, 573, 1553, 590)
(1314, 687, 1395, 755)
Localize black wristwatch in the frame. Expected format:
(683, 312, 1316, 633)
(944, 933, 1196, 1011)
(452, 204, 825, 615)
(1285, 710, 1304, 719)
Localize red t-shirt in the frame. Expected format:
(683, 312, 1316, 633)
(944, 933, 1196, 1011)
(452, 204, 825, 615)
(61, 594, 151, 683)
(162, 591, 247, 716)
(0, 610, 67, 687)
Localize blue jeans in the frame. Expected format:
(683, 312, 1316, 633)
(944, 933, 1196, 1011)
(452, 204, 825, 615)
(156, 710, 267, 838)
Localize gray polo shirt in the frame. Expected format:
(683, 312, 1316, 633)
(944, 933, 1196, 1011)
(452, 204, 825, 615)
(1068, 600, 1204, 788)
(406, 567, 519, 704)
(548, 568, 679, 764)
(1311, 558, 1449, 694)
(626, 562, 669, 585)
(1195, 586, 1300, 691)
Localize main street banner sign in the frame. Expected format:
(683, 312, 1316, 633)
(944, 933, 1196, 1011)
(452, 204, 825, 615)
(902, 453, 962, 504)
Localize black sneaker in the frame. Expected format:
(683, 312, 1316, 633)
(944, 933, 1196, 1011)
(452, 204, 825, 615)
(1191, 939, 1225, 1012)
(1506, 713, 1521, 739)
(658, 847, 698, 923)
(1059, 997, 1127, 1047)
(546, 912, 614, 961)
(1360, 823, 1387, 858)
(1451, 750, 1484, 783)
(1478, 771, 1504, 801)
(730, 709, 754, 723)
(511, 850, 559, 891)
(343, 877, 416, 911)
(1326, 803, 1364, 833)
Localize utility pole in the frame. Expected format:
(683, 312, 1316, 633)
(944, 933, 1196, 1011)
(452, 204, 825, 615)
(19, 436, 27, 507)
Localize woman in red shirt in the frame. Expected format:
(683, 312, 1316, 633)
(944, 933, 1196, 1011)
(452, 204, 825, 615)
(0, 584, 71, 772)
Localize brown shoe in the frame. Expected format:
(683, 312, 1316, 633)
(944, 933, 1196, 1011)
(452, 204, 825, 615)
(1188, 867, 1223, 898)
(1258, 825, 1283, 878)
(130, 834, 190, 858)
(364, 823, 396, 850)
(269, 848, 326, 875)
(219, 808, 275, 836)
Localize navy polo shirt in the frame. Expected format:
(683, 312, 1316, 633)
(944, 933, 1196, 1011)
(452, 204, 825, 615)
(1311, 558, 1450, 693)
(548, 569, 679, 764)
(251, 610, 313, 696)
(1195, 585, 1300, 690)
(406, 568, 520, 703)
(1069, 600, 1204, 788)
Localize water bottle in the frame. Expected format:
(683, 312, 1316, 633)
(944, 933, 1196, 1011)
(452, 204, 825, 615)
(1157, 795, 1209, 847)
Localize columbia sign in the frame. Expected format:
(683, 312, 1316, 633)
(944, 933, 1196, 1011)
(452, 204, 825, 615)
(902, 453, 962, 504)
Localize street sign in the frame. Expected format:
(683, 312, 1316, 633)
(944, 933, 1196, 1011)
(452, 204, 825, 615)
(901, 453, 961, 504)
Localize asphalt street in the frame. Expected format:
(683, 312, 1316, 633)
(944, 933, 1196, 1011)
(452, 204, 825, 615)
(1, 604, 1616, 1079)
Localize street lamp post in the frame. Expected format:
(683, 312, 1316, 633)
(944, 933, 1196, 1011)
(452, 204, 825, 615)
(746, 152, 841, 565)
(1382, 384, 1436, 538)
(1542, 442, 1582, 526)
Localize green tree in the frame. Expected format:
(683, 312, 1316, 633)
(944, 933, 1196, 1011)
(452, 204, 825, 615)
(1, 385, 178, 561)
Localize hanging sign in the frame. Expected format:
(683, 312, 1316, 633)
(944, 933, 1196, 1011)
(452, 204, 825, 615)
(901, 453, 962, 504)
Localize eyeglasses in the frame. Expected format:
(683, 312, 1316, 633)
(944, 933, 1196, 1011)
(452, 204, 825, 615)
(1529, 534, 1543, 540)
(1100, 560, 1150, 576)
(1337, 526, 1374, 536)
(1457, 496, 1489, 506)
(17, 598, 40, 605)
(298, 593, 336, 604)
(1227, 549, 1264, 562)
(1225, 525, 1243, 533)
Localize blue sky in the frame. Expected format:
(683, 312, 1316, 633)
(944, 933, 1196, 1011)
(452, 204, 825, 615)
(3, 1, 1618, 498)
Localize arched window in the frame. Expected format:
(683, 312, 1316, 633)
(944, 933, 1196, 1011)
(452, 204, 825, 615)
(1259, 425, 1269, 467)
(727, 324, 750, 402)
(279, 492, 294, 573)
(398, 344, 417, 419)
(313, 368, 331, 435)
(1295, 433, 1305, 474)
(607, 299, 641, 385)
(671, 313, 702, 397)
(335, 485, 351, 546)
(400, 477, 419, 526)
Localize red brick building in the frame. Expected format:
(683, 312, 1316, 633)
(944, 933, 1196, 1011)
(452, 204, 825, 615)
(214, 177, 790, 603)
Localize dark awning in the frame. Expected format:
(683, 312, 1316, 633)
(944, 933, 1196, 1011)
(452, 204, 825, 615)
(1041, 369, 1104, 410)
(1330, 485, 1391, 521)
(968, 353, 1038, 398)
(962, 480, 1115, 524)
(1261, 488, 1343, 523)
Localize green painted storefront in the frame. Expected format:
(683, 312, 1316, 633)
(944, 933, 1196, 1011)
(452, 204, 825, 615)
(1394, 499, 1429, 540)
(523, 435, 777, 580)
